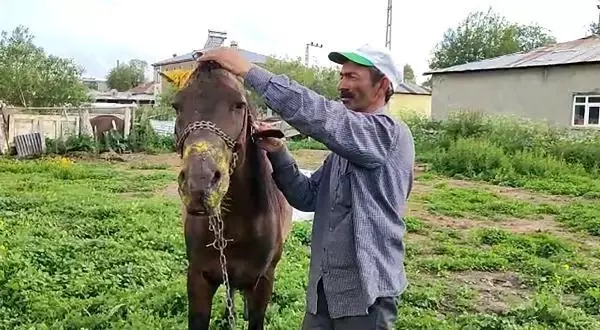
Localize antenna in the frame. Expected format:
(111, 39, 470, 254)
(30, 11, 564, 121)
(385, 0, 392, 49)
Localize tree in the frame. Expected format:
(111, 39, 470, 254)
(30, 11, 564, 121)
(0, 25, 89, 107)
(249, 57, 339, 113)
(589, 22, 600, 36)
(428, 7, 556, 70)
(403, 64, 416, 84)
(106, 59, 147, 91)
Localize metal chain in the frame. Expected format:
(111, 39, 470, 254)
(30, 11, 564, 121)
(207, 212, 236, 328)
(176, 120, 237, 155)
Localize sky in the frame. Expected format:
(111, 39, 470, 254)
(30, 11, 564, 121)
(1, 0, 599, 85)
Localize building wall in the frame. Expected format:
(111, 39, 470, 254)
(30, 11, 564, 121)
(154, 60, 197, 93)
(389, 93, 432, 119)
(430, 63, 600, 126)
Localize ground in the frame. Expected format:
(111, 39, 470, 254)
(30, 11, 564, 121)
(1, 149, 599, 329)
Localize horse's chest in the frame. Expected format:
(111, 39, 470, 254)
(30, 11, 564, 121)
(187, 215, 277, 287)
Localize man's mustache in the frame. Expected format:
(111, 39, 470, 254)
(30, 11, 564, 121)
(339, 90, 354, 99)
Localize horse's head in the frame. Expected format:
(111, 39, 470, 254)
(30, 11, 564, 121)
(167, 59, 250, 215)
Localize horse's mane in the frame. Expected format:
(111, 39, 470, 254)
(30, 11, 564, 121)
(245, 106, 283, 215)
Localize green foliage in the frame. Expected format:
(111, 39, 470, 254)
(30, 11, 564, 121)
(106, 59, 147, 92)
(252, 57, 339, 112)
(287, 137, 327, 151)
(0, 25, 89, 107)
(429, 7, 556, 70)
(405, 111, 600, 188)
(403, 64, 416, 84)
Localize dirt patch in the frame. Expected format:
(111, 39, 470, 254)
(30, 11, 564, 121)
(290, 149, 330, 170)
(120, 153, 182, 171)
(154, 182, 180, 199)
(433, 178, 574, 205)
(454, 271, 530, 314)
(408, 203, 562, 234)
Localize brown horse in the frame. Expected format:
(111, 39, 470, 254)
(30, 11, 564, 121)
(89, 115, 124, 140)
(165, 61, 293, 330)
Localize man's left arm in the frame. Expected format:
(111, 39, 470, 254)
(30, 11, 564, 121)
(244, 66, 400, 169)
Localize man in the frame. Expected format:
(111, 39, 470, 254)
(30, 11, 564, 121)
(197, 44, 414, 329)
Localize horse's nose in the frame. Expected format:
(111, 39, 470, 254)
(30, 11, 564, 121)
(187, 163, 222, 197)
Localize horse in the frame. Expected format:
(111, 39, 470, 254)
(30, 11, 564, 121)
(89, 115, 124, 140)
(163, 60, 293, 330)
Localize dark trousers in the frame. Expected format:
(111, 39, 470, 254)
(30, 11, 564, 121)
(301, 279, 398, 330)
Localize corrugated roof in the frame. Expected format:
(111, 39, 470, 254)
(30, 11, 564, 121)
(425, 35, 600, 75)
(395, 81, 431, 95)
(152, 48, 268, 66)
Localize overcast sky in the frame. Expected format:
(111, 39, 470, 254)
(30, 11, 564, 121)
(1, 0, 598, 84)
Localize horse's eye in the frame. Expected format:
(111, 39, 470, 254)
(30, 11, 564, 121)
(233, 102, 246, 111)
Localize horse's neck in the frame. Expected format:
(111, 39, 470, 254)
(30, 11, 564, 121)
(226, 142, 272, 214)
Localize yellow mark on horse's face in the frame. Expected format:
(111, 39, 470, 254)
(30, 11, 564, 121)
(182, 141, 211, 161)
(180, 139, 233, 211)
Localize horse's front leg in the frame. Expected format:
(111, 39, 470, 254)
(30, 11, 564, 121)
(187, 264, 218, 330)
(245, 268, 275, 330)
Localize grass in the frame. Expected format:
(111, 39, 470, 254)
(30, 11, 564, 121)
(3, 110, 600, 329)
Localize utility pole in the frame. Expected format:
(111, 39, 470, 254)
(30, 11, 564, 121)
(385, 0, 392, 49)
(305, 42, 323, 66)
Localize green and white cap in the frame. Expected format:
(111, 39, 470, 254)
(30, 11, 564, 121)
(328, 44, 402, 90)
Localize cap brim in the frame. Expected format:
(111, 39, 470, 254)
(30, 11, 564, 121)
(328, 51, 374, 67)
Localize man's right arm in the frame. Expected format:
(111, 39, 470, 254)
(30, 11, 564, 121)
(267, 148, 325, 212)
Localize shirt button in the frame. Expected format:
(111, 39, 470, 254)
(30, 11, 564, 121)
(328, 226, 333, 232)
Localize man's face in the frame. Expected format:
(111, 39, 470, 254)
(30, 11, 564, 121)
(338, 61, 386, 111)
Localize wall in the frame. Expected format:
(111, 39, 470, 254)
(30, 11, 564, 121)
(154, 60, 197, 93)
(389, 93, 432, 119)
(430, 63, 600, 126)
(2, 106, 133, 150)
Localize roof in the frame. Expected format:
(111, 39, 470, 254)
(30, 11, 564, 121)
(395, 81, 431, 95)
(127, 81, 155, 94)
(152, 48, 268, 67)
(152, 48, 268, 66)
(425, 35, 600, 75)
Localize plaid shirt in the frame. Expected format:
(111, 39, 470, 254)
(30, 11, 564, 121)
(245, 66, 414, 318)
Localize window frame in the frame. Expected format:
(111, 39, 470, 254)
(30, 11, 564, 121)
(571, 94, 600, 127)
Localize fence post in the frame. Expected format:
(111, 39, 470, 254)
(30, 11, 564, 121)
(123, 106, 132, 137)
(0, 105, 7, 154)
(79, 108, 94, 138)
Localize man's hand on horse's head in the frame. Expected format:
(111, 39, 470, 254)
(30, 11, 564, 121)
(196, 47, 253, 78)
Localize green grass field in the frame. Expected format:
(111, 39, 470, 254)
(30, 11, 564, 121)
(2, 110, 600, 329)
(1, 147, 600, 329)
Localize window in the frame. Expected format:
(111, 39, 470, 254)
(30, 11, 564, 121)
(572, 95, 600, 127)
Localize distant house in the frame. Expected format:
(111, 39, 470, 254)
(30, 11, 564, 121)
(151, 30, 269, 93)
(424, 35, 600, 128)
(82, 77, 109, 92)
(89, 81, 156, 106)
(388, 81, 432, 119)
